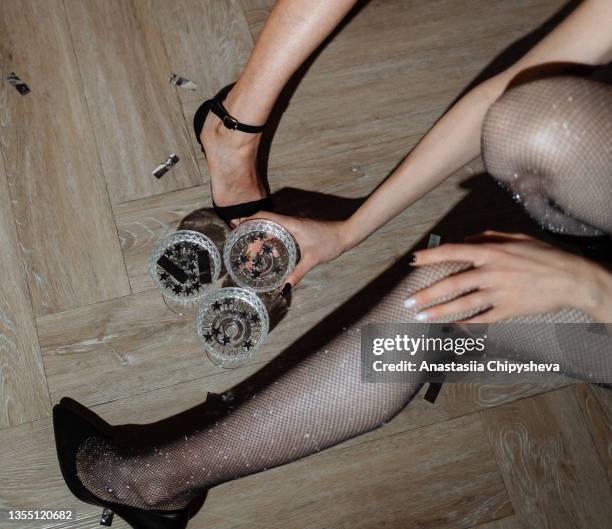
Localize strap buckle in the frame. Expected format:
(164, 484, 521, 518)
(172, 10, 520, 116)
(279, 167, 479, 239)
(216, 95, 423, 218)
(222, 115, 239, 130)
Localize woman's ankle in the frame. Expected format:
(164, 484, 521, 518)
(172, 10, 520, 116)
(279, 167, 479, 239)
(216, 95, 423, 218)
(223, 86, 270, 129)
(200, 108, 266, 206)
(201, 107, 260, 151)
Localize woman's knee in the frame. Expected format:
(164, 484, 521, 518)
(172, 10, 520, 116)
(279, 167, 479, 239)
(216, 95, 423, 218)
(482, 76, 612, 185)
(482, 76, 612, 234)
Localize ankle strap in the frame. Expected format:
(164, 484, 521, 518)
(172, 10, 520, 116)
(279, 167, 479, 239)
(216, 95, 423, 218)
(208, 97, 265, 133)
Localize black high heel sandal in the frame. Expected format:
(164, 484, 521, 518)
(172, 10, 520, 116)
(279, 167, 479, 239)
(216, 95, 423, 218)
(53, 398, 191, 529)
(193, 90, 273, 225)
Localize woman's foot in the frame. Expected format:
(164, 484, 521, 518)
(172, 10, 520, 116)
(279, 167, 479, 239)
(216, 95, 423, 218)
(76, 436, 192, 510)
(199, 93, 268, 218)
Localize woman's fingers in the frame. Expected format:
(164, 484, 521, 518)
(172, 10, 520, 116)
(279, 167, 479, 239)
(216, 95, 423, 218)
(464, 231, 533, 244)
(412, 236, 547, 269)
(404, 269, 485, 310)
(414, 290, 493, 321)
(463, 232, 552, 260)
(283, 257, 314, 289)
(411, 243, 492, 267)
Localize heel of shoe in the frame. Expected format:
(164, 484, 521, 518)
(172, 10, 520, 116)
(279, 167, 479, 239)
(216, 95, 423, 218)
(192, 99, 211, 152)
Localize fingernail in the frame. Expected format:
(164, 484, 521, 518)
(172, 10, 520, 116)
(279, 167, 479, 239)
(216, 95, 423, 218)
(403, 298, 416, 309)
(415, 311, 428, 322)
(408, 254, 416, 264)
(280, 283, 292, 297)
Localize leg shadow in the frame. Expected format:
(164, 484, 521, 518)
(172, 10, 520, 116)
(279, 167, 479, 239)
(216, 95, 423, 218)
(122, 174, 532, 440)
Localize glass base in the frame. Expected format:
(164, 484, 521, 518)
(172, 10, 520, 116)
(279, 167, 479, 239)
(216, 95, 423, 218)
(161, 294, 203, 317)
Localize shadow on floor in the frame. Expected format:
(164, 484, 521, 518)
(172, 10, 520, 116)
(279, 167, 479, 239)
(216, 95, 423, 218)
(120, 174, 529, 439)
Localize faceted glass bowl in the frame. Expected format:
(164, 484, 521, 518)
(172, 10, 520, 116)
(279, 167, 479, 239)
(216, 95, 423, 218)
(149, 230, 222, 310)
(195, 287, 269, 368)
(223, 219, 297, 292)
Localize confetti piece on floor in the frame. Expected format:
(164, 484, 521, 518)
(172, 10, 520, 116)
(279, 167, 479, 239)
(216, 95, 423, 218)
(427, 233, 442, 248)
(153, 154, 180, 179)
(6, 72, 30, 95)
(169, 73, 198, 90)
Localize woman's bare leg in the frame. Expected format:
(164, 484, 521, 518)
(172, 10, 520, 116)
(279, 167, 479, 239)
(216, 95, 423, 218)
(228, 0, 359, 124)
(201, 0, 359, 209)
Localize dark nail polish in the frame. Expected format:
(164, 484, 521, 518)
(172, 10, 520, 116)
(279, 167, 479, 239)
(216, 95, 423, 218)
(408, 254, 416, 264)
(280, 283, 292, 297)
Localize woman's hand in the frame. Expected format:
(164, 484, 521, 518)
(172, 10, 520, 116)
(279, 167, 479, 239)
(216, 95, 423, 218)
(240, 212, 350, 290)
(407, 231, 612, 323)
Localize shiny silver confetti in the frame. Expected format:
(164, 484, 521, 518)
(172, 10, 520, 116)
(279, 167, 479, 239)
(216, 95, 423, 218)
(6, 72, 30, 95)
(153, 154, 180, 179)
(427, 233, 441, 248)
(169, 73, 198, 90)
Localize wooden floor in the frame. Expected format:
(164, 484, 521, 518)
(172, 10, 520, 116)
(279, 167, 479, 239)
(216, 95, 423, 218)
(0, 1, 610, 528)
